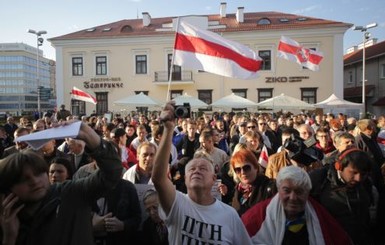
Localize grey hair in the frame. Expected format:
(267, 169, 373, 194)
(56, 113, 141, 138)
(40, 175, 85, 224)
(276, 166, 312, 191)
(186, 157, 215, 173)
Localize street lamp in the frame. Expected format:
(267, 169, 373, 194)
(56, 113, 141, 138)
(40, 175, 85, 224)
(352, 23, 377, 118)
(28, 29, 47, 118)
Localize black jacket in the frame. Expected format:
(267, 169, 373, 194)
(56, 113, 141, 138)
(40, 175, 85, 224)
(10, 140, 122, 245)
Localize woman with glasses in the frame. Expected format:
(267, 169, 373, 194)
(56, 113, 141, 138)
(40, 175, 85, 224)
(225, 148, 276, 216)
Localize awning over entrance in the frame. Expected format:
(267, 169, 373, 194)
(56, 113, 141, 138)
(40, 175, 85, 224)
(344, 85, 375, 98)
(372, 96, 385, 106)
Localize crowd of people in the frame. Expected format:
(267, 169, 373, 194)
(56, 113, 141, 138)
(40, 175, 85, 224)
(1, 103, 385, 244)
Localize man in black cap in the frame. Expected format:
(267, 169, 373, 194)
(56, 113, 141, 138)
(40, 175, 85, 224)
(56, 104, 71, 121)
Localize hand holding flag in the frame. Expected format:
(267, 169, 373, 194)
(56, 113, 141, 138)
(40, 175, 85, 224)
(71, 87, 97, 104)
(277, 36, 324, 71)
(173, 19, 262, 79)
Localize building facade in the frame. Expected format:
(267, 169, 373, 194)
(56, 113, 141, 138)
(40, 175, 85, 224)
(0, 43, 55, 116)
(344, 39, 385, 116)
(50, 3, 351, 116)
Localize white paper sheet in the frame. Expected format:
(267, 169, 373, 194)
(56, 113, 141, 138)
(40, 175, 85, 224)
(15, 121, 82, 150)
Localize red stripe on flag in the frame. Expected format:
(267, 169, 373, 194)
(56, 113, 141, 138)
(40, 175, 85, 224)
(278, 41, 300, 55)
(175, 33, 262, 72)
(72, 89, 91, 98)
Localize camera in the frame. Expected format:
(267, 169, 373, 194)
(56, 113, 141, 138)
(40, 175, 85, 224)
(174, 103, 191, 118)
(283, 134, 323, 166)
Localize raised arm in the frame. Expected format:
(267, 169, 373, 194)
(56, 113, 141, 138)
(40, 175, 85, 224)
(151, 102, 176, 215)
(73, 121, 122, 199)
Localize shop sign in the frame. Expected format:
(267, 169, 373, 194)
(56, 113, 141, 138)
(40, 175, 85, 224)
(265, 76, 309, 83)
(83, 77, 123, 89)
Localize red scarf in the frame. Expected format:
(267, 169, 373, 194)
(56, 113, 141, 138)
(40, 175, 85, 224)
(237, 183, 253, 205)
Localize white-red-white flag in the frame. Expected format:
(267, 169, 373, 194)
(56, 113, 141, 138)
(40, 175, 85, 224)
(71, 87, 97, 104)
(258, 145, 269, 168)
(173, 19, 262, 79)
(277, 36, 324, 71)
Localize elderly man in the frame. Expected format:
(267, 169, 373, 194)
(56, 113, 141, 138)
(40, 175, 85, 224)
(152, 101, 252, 245)
(242, 166, 351, 245)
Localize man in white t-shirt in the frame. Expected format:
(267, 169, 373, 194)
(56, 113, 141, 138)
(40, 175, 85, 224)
(152, 102, 252, 245)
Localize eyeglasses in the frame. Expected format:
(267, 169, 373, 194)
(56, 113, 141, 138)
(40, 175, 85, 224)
(247, 126, 256, 129)
(234, 165, 252, 174)
(259, 123, 267, 126)
(317, 135, 328, 138)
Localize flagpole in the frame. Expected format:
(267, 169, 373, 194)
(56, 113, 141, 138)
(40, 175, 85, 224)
(167, 17, 182, 102)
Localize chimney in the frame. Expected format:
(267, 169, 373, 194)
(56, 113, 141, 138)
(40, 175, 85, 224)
(236, 7, 244, 23)
(142, 12, 151, 27)
(220, 2, 227, 18)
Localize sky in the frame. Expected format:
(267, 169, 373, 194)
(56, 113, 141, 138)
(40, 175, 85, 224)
(1, 0, 384, 60)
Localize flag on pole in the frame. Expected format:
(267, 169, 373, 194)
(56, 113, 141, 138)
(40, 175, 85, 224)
(173, 19, 262, 79)
(277, 36, 324, 71)
(71, 87, 97, 104)
(258, 145, 269, 168)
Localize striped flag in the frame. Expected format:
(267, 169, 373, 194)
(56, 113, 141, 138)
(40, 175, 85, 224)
(173, 19, 262, 79)
(278, 36, 324, 71)
(71, 87, 97, 104)
(258, 145, 269, 168)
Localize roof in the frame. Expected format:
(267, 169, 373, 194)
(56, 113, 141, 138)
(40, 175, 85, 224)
(50, 11, 352, 41)
(344, 40, 385, 65)
(344, 85, 375, 98)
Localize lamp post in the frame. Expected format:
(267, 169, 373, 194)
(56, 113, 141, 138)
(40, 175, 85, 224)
(28, 29, 47, 118)
(353, 23, 377, 118)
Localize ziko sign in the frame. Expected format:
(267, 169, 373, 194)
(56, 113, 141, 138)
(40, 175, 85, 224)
(265, 76, 310, 83)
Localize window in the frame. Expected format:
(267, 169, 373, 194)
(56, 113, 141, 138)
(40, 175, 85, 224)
(258, 88, 273, 102)
(168, 54, 181, 80)
(95, 92, 108, 115)
(170, 90, 183, 99)
(71, 99, 85, 115)
(135, 91, 148, 95)
(198, 90, 212, 105)
(348, 71, 353, 84)
(198, 90, 212, 111)
(72, 57, 83, 76)
(96, 56, 107, 75)
(135, 55, 147, 74)
(257, 18, 271, 25)
(301, 88, 317, 104)
(258, 50, 271, 70)
(232, 89, 247, 98)
(381, 64, 385, 78)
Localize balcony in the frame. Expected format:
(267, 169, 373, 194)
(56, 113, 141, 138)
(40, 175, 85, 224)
(154, 71, 194, 85)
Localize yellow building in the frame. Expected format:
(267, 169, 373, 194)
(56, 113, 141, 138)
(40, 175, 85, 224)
(49, 3, 351, 116)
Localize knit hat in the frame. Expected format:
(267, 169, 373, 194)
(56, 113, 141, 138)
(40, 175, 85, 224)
(111, 128, 126, 138)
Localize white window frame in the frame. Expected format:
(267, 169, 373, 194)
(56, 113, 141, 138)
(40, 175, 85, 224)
(255, 44, 274, 72)
(69, 52, 86, 77)
(92, 51, 109, 76)
(132, 49, 150, 75)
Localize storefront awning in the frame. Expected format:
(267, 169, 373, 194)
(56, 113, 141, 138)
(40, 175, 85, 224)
(372, 96, 385, 106)
(344, 85, 375, 98)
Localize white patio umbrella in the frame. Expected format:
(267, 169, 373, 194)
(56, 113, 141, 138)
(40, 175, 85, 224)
(172, 93, 208, 111)
(210, 93, 258, 110)
(315, 94, 363, 109)
(256, 93, 314, 111)
(113, 92, 162, 108)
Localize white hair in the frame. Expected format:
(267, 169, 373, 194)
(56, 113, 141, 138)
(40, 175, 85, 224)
(276, 165, 312, 191)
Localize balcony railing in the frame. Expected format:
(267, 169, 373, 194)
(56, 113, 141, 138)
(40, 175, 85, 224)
(154, 71, 194, 85)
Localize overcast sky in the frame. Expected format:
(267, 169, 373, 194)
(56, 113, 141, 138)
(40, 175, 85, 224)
(2, 0, 384, 60)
